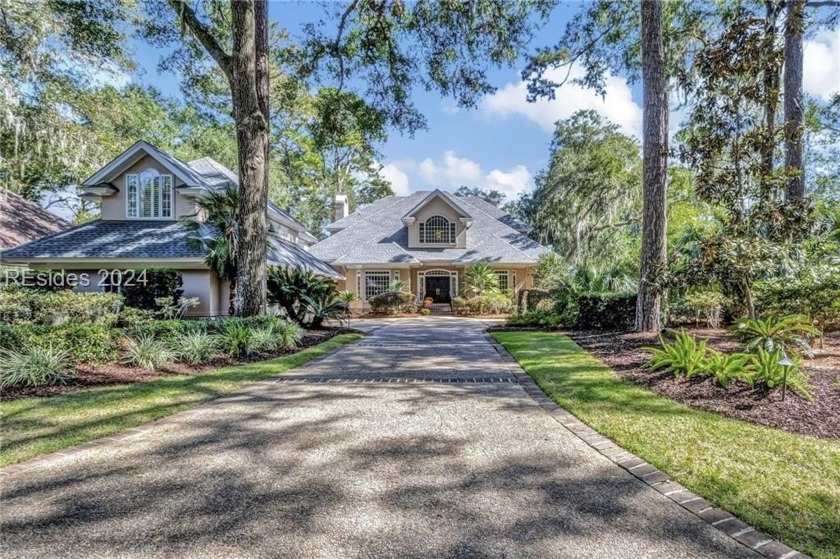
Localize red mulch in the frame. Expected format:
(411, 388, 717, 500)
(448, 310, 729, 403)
(565, 328, 840, 439)
(0, 328, 352, 402)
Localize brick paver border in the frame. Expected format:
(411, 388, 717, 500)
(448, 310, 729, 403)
(486, 334, 810, 559)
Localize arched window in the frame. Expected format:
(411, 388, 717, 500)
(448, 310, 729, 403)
(126, 167, 172, 218)
(418, 215, 456, 244)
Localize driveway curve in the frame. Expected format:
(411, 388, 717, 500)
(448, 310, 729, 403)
(1, 317, 759, 558)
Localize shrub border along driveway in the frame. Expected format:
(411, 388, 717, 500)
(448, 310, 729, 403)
(490, 332, 836, 559)
(0, 333, 362, 470)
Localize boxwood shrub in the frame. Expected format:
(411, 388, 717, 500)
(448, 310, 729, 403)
(369, 291, 416, 314)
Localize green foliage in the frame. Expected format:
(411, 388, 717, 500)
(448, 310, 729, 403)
(218, 322, 255, 358)
(0, 323, 23, 350)
(121, 334, 176, 370)
(533, 252, 568, 289)
(0, 345, 74, 388)
(463, 263, 500, 296)
(507, 310, 563, 329)
(175, 331, 219, 365)
(701, 350, 752, 389)
(11, 324, 120, 365)
(528, 110, 641, 262)
(733, 315, 819, 358)
(454, 186, 506, 207)
(683, 290, 727, 328)
(274, 321, 304, 349)
(337, 290, 359, 305)
(267, 268, 337, 325)
(749, 347, 812, 401)
(452, 293, 514, 315)
(301, 292, 348, 328)
(755, 271, 840, 331)
(645, 332, 709, 379)
(388, 278, 410, 292)
(0, 287, 122, 326)
(369, 291, 416, 314)
(129, 319, 195, 344)
(250, 327, 280, 352)
(121, 269, 184, 311)
(576, 293, 637, 330)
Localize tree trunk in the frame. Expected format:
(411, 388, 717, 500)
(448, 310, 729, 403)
(255, 0, 270, 202)
(784, 0, 806, 202)
(229, 278, 237, 317)
(636, 0, 668, 332)
(231, 0, 269, 317)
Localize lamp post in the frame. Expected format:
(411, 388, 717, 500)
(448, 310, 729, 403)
(778, 352, 795, 402)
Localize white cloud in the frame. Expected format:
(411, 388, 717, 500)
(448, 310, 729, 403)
(380, 163, 411, 196)
(804, 28, 840, 101)
(418, 151, 483, 186)
(481, 67, 643, 139)
(381, 151, 535, 201)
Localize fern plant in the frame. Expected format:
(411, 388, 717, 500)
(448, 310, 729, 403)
(702, 350, 752, 389)
(644, 331, 708, 378)
(748, 347, 812, 401)
(733, 315, 819, 357)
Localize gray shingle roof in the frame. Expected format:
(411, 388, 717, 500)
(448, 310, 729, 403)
(310, 192, 548, 266)
(1, 220, 344, 279)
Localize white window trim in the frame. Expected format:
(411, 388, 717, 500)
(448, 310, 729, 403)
(416, 269, 458, 302)
(418, 215, 456, 245)
(360, 270, 391, 302)
(125, 169, 174, 220)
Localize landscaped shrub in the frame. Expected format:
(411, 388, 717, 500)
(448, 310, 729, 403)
(250, 327, 280, 352)
(218, 321, 255, 358)
(701, 350, 752, 389)
(732, 315, 819, 357)
(576, 293, 637, 330)
(755, 272, 840, 333)
(274, 321, 304, 348)
(749, 347, 811, 401)
(175, 331, 219, 364)
(267, 268, 337, 324)
(12, 324, 121, 365)
(0, 345, 74, 388)
(684, 290, 727, 328)
(0, 288, 122, 325)
(121, 333, 177, 370)
(645, 331, 709, 378)
(454, 292, 514, 315)
(507, 310, 563, 329)
(129, 319, 194, 343)
(516, 289, 554, 314)
(0, 323, 23, 350)
(121, 269, 183, 311)
(369, 291, 416, 314)
(464, 263, 499, 296)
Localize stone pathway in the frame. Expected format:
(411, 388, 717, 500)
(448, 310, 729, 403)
(0, 318, 767, 558)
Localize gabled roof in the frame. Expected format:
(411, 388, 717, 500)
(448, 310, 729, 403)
(83, 141, 210, 188)
(401, 189, 473, 224)
(1, 219, 343, 280)
(0, 189, 71, 249)
(311, 191, 548, 266)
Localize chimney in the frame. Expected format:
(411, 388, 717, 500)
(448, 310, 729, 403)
(334, 194, 349, 222)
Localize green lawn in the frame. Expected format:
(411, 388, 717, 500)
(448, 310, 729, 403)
(1, 333, 362, 467)
(492, 332, 840, 559)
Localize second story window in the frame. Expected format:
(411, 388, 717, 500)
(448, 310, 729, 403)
(126, 168, 173, 219)
(419, 215, 456, 244)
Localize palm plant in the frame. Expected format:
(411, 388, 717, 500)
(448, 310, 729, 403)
(464, 263, 499, 296)
(733, 315, 819, 357)
(184, 185, 240, 316)
(644, 331, 708, 378)
(267, 268, 337, 325)
(301, 292, 348, 328)
(389, 279, 410, 293)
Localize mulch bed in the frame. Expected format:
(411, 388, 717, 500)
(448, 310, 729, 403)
(0, 328, 357, 402)
(564, 328, 840, 439)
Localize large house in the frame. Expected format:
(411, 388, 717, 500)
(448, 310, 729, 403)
(310, 190, 550, 310)
(1, 141, 339, 316)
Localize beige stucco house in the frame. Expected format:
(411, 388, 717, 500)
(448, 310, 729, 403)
(310, 190, 550, 311)
(1, 141, 339, 316)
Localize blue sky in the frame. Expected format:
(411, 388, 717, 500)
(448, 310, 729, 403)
(125, 1, 840, 204)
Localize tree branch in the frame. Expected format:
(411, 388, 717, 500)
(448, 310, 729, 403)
(166, 0, 232, 80)
(332, 0, 359, 93)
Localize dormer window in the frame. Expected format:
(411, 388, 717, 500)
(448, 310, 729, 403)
(126, 168, 173, 218)
(419, 215, 456, 244)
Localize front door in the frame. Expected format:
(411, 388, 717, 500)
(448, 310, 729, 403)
(424, 276, 451, 303)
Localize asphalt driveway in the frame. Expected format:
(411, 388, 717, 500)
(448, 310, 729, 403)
(0, 318, 759, 558)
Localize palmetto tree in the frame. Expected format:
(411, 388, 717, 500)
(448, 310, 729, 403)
(184, 185, 240, 316)
(464, 263, 500, 297)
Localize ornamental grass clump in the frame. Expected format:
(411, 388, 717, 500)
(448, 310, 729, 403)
(175, 330, 219, 365)
(0, 345, 74, 388)
(122, 334, 177, 370)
